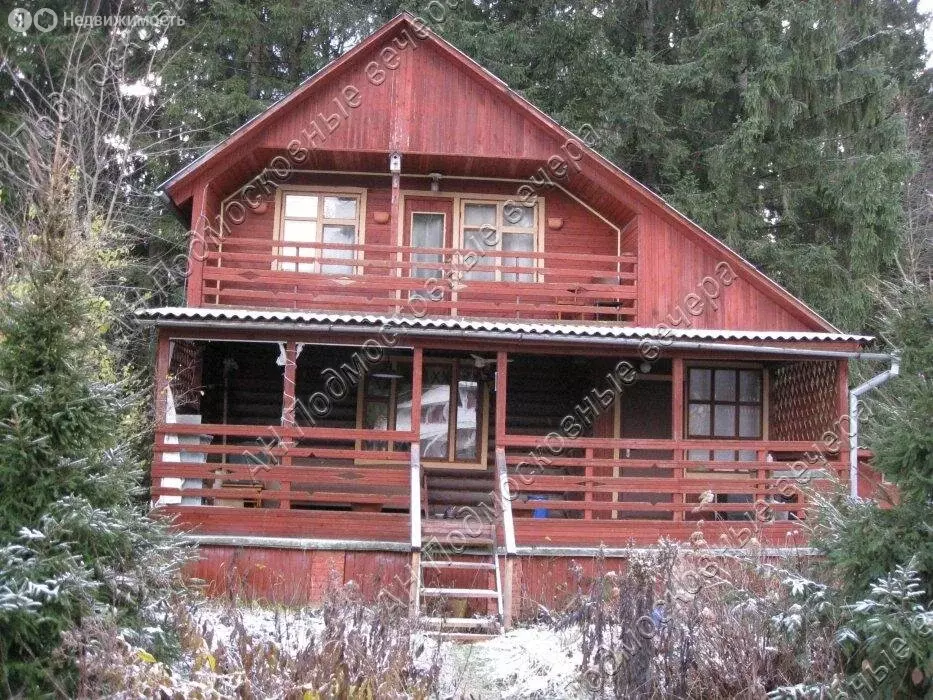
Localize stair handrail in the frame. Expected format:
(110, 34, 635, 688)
(495, 448, 516, 555)
(410, 444, 421, 550)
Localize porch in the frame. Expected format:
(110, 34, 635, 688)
(149, 322, 855, 549)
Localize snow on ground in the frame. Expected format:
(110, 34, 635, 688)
(429, 625, 588, 699)
(191, 601, 325, 658)
(188, 602, 589, 698)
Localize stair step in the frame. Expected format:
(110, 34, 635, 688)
(421, 616, 497, 629)
(427, 477, 496, 490)
(423, 536, 495, 548)
(420, 587, 499, 598)
(425, 468, 496, 480)
(426, 631, 498, 642)
(422, 518, 494, 536)
(421, 560, 495, 570)
(428, 490, 495, 506)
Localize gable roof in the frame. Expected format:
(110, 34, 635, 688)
(159, 13, 840, 334)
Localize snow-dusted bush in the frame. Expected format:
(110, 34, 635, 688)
(65, 583, 442, 698)
(774, 562, 933, 699)
(554, 539, 847, 698)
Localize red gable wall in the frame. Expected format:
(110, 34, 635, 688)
(167, 14, 837, 334)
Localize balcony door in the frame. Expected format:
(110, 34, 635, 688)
(403, 196, 453, 295)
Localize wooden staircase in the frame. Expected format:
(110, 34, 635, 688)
(415, 517, 504, 640)
(409, 448, 516, 642)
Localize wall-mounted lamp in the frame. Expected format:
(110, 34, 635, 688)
(389, 151, 402, 174)
(547, 217, 564, 230)
(373, 211, 390, 224)
(429, 172, 442, 192)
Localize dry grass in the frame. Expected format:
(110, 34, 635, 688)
(553, 538, 844, 698)
(62, 582, 441, 699)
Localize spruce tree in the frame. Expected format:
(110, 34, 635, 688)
(0, 21, 186, 696)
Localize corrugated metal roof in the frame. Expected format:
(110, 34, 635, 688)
(136, 307, 873, 344)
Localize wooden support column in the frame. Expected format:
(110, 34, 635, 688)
(185, 185, 208, 307)
(758, 367, 772, 519)
(495, 447, 517, 630)
(153, 330, 172, 427)
(496, 351, 509, 445)
(279, 342, 298, 509)
(389, 173, 402, 314)
(409, 347, 424, 621)
(836, 359, 850, 481)
(151, 331, 172, 507)
(756, 448, 768, 522)
(411, 347, 423, 439)
(671, 357, 685, 521)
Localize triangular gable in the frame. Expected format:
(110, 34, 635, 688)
(160, 13, 839, 333)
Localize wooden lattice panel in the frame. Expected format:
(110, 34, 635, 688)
(769, 361, 837, 442)
(169, 340, 203, 412)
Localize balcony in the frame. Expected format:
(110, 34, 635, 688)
(200, 238, 637, 321)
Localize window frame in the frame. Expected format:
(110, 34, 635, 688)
(458, 198, 541, 283)
(686, 366, 764, 441)
(357, 357, 489, 469)
(273, 186, 366, 274)
(408, 210, 448, 282)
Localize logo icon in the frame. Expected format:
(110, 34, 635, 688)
(8, 7, 31, 32)
(33, 7, 57, 32)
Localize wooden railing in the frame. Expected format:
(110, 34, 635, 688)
(201, 238, 637, 320)
(410, 444, 422, 550)
(152, 422, 416, 511)
(495, 448, 517, 554)
(498, 435, 846, 523)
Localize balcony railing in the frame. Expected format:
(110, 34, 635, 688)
(497, 435, 846, 523)
(152, 422, 414, 511)
(201, 237, 637, 320)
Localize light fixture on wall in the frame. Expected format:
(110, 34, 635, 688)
(547, 217, 564, 230)
(389, 151, 402, 174)
(429, 172, 442, 192)
(373, 211, 390, 224)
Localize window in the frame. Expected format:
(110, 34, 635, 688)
(686, 367, 764, 520)
(687, 367, 762, 463)
(461, 200, 537, 282)
(410, 212, 445, 281)
(687, 368, 762, 439)
(360, 359, 485, 465)
(277, 192, 360, 274)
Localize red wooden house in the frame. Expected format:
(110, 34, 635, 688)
(144, 14, 892, 632)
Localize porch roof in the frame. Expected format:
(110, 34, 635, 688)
(137, 306, 874, 346)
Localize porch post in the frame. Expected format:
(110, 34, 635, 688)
(495, 351, 508, 444)
(186, 185, 208, 307)
(495, 352, 515, 628)
(152, 331, 172, 507)
(279, 341, 298, 509)
(153, 329, 172, 426)
(411, 347, 423, 439)
(409, 347, 424, 619)
(836, 359, 850, 487)
(671, 357, 685, 521)
(389, 172, 401, 314)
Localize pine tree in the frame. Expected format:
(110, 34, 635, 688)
(0, 17, 187, 695)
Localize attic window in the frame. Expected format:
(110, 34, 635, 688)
(276, 191, 361, 274)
